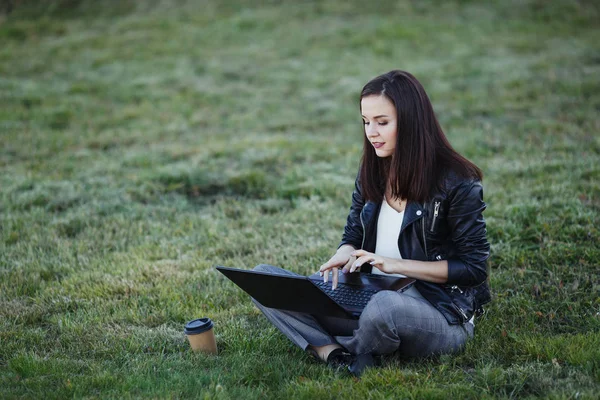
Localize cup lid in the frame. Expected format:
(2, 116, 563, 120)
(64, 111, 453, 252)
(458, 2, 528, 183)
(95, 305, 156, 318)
(184, 318, 213, 335)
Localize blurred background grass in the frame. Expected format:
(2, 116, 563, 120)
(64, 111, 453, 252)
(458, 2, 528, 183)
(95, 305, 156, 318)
(1, 0, 599, 398)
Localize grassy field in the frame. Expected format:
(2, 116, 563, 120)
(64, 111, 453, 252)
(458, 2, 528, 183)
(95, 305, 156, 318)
(1, 0, 599, 398)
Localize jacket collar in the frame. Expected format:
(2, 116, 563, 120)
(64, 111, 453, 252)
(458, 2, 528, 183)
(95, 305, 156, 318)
(362, 200, 425, 241)
(400, 201, 425, 234)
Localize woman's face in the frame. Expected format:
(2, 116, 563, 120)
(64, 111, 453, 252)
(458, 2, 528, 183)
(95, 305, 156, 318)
(360, 95, 397, 158)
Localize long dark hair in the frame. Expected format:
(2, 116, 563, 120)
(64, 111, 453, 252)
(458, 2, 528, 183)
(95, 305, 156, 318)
(359, 70, 482, 203)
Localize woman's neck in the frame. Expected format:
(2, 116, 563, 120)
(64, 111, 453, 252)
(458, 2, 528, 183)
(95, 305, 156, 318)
(385, 185, 406, 213)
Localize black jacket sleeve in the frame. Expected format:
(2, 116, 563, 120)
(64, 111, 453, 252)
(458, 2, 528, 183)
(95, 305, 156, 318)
(446, 180, 490, 286)
(338, 176, 364, 250)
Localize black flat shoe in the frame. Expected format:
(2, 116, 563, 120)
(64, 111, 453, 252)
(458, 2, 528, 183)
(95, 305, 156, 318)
(326, 348, 353, 367)
(347, 353, 374, 377)
(328, 349, 374, 377)
(307, 347, 375, 377)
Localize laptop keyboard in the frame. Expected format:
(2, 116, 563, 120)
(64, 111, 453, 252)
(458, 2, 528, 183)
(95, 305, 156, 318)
(312, 281, 378, 308)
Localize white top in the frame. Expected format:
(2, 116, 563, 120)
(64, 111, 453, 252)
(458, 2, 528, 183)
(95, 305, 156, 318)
(374, 198, 406, 278)
(373, 198, 474, 325)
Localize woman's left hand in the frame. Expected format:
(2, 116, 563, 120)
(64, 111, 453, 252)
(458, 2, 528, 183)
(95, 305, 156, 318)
(350, 250, 399, 274)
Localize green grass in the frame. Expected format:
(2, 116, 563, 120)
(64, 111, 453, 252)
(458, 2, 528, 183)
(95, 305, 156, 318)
(1, 0, 599, 398)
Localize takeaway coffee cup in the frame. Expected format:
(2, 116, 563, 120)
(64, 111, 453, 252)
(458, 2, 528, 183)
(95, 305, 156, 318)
(184, 318, 217, 354)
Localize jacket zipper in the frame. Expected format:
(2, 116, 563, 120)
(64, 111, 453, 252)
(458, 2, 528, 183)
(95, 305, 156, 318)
(452, 303, 469, 322)
(421, 203, 428, 259)
(360, 210, 366, 250)
(430, 201, 440, 232)
(450, 285, 463, 294)
(449, 285, 467, 322)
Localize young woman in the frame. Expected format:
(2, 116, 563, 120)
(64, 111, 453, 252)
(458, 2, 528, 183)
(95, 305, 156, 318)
(253, 70, 490, 376)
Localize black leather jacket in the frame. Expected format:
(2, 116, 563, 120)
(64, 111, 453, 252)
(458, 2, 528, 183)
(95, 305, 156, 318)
(339, 171, 491, 325)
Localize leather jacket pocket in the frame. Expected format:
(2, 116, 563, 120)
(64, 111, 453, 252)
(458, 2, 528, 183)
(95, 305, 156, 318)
(445, 285, 475, 323)
(426, 197, 449, 240)
(429, 199, 442, 232)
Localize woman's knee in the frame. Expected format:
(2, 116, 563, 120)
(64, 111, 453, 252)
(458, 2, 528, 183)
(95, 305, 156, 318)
(368, 290, 403, 312)
(362, 291, 422, 329)
(361, 291, 400, 327)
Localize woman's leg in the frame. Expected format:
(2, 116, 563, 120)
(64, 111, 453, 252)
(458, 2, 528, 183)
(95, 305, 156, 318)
(251, 264, 357, 352)
(334, 290, 473, 358)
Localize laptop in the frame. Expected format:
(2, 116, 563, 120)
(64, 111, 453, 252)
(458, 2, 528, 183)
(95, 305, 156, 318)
(216, 266, 415, 319)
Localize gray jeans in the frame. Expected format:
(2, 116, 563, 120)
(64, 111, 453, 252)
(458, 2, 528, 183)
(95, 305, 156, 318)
(252, 264, 473, 358)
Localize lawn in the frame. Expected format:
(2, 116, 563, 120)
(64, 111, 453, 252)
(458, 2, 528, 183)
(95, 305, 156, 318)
(0, 0, 599, 398)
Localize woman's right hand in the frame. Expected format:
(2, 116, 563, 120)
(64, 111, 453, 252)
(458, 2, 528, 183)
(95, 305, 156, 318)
(318, 245, 357, 289)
